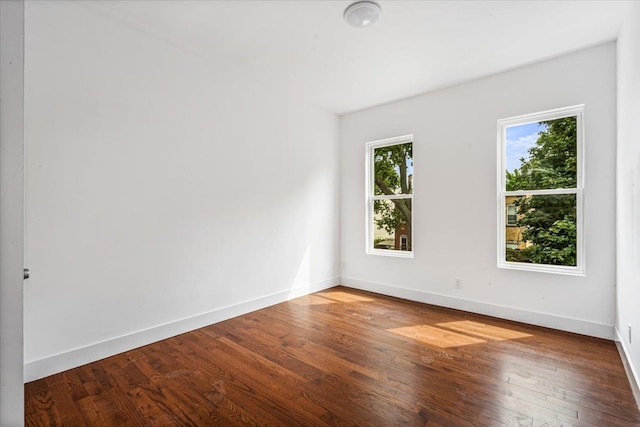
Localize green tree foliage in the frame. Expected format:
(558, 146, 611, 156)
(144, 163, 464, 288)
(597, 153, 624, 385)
(374, 143, 412, 249)
(506, 117, 577, 266)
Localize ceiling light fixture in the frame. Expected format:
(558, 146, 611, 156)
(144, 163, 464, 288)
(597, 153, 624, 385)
(344, 1, 381, 28)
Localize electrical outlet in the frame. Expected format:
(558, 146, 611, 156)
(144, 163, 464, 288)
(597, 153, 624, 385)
(455, 278, 463, 289)
(629, 324, 632, 344)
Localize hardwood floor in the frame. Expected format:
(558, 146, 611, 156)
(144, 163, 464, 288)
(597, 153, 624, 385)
(25, 286, 640, 426)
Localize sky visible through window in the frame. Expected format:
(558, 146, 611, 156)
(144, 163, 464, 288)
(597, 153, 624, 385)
(506, 122, 548, 173)
(394, 162, 414, 178)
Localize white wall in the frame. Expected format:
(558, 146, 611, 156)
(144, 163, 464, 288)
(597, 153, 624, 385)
(616, 1, 640, 390)
(340, 43, 617, 339)
(0, 0, 25, 424)
(24, 1, 339, 380)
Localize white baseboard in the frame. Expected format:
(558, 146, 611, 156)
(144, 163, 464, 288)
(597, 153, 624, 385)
(24, 277, 338, 382)
(340, 276, 615, 340)
(615, 329, 640, 410)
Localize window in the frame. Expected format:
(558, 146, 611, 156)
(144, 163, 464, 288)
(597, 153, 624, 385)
(498, 105, 584, 275)
(366, 135, 413, 257)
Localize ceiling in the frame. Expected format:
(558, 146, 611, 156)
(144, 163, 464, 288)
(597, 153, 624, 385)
(85, 0, 631, 115)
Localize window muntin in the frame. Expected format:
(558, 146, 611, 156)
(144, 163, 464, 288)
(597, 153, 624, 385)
(367, 135, 413, 257)
(498, 106, 584, 275)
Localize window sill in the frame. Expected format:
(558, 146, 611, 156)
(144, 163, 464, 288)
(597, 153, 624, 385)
(367, 249, 414, 258)
(498, 261, 585, 276)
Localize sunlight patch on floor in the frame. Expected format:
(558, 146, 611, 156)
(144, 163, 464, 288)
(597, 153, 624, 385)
(290, 291, 375, 306)
(436, 321, 532, 341)
(318, 291, 374, 303)
(388, 325, 486, 348)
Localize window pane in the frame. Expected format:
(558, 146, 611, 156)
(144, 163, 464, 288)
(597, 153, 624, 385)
(374, 142, 413, 195)
(372, 198, 412, 251)
(505, 116, 577, 191)
(505, 194, 577, 266)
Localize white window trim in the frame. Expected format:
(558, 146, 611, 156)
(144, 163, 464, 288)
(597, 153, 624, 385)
(366, 134, 414, 258)
(497, 105, 585, 275)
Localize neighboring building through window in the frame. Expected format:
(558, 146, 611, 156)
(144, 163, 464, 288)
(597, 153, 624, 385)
(506, 204, 517, 226)
(366, 135, 413, 257)
(498, 105, 584, 275)
(400, 235, 408, 251)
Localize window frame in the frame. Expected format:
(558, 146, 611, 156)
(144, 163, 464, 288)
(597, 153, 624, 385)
(497, 105, 585, 275)
(366, 134, 414, 258)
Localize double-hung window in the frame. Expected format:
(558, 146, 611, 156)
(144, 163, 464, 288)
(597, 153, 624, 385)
(498, 105, 584, 275)
(366, 135, 413, 257)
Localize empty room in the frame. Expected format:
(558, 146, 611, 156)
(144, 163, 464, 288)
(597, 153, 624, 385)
(1, 0, 640, 425)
